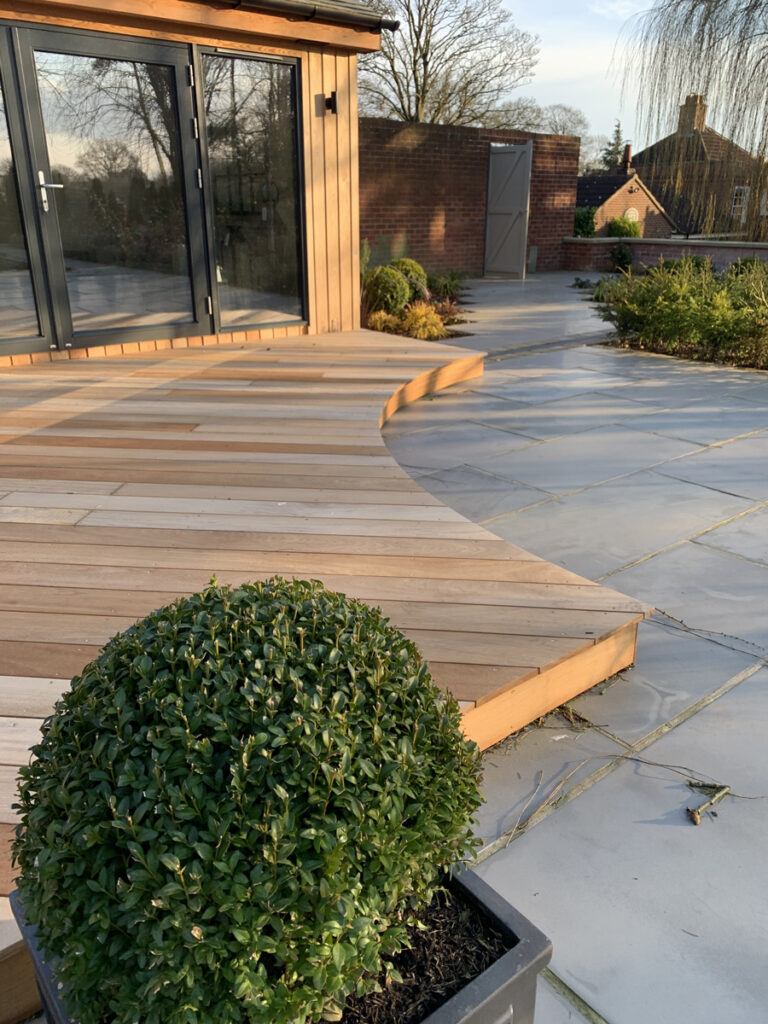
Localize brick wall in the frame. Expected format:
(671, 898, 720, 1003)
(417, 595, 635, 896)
(563, 236, 768, 273)
(359, 118, 579, 275)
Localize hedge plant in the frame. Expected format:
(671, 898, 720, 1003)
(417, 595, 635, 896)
(362, 264, 410, 315)
(13, 577, 482, 1024)
(606, 215, 641, 238)
(573, 207, 596, 237)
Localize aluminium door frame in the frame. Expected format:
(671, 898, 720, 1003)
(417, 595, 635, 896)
(5, 21, 212, 351)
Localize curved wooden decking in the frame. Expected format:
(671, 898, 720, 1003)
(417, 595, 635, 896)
(0, 331, 649, 981)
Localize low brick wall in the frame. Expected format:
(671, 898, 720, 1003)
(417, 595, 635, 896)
(359, 118, 579, 275)
(563, 237, 768, 273)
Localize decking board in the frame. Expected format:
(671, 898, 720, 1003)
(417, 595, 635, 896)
(0, 330, 651, 878)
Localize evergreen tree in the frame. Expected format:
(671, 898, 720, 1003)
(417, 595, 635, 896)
(601, 120, 627, 171)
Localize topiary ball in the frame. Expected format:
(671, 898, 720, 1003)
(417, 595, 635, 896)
(389, 258, 429, 302)
(362, 264, 410, 314)
(13, 577, 482, 1024)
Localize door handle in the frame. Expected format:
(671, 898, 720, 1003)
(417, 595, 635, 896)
(37, 170, 64, 213)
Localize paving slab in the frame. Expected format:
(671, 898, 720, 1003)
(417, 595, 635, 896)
(657, 430, 768, 500)
(608, 541, 768, 656)
(407, 465, 550, 521)
(536, 976, 592, 1023)
(381, 420, 535, 472)
(381, 390, 527, 435)
(458, 390, 663, 442)
(468, 369, 634, 406)
(477, 715, 627, 845)
(455, 274, 607, 354)
(608, 373, 765, 407)
(478, 470, 757, 578)
(473, 425, 701, 494)
(695, 504, 768, 566)
(569, 618, 760, 745)
(620, 397, 768, 445)
(475, 667, 768, 1024)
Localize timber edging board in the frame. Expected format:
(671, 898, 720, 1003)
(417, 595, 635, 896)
(0, 331, 650, 1020)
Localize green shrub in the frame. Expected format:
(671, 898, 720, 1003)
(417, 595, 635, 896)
(606, 216, 641, 238)
(426, 270, 463, 301)
(595, 254, 768, 367)
(590, 276, 623, 303)
(400, 301, 449, 340)
(645, 254, 710, 275)
(573, 207, 596, 237)
(362, 264, 410, 315)
(366, 309, 403, 334)
(13, 577, 482, 1024)
(389, 257, 429, 301)
(726, 256, 768, 278)
(609, 241, 633, 272)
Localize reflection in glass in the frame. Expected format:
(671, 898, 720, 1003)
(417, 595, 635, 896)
(0, 77, 41, 340)
(33, 51, 194, 333)
(202, 55, 303, 326)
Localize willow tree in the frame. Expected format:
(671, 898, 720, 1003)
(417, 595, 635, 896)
(631, 0, 768, 237)
(358, 0, 539, 126)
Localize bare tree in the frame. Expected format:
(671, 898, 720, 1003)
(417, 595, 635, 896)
(542, 104, 589, 137)
(77, 140, 140, 180)
(359, 0, 539, 126)
(579, 134, 610, 174)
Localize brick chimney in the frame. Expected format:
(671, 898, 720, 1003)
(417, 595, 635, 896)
(678, 94, 707, 134)
(621, 143, 633, 175)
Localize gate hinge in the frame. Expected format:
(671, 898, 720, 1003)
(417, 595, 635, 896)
(187, 64, 195, 87)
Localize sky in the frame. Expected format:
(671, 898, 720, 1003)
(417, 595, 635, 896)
(505, 0, 658, 147)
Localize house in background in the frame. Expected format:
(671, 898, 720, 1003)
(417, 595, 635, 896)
(577, 146, 676, 237)
(0, 0, 395, 364)
(632, 94, 767, 238)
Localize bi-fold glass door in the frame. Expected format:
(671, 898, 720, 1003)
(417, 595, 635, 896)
(2, 26, 208, 352)
(0, 23, 306, 355)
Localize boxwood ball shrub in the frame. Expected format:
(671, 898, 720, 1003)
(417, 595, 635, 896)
(362, 264, 410, 315)
(13, 577, 483, 1024)
(389, 258, 429, 301)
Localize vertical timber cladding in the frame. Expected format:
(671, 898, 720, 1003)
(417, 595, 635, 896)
(0, 0, 371, 345)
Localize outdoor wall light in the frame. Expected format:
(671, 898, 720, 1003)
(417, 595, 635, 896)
(325, 90, 337, 114)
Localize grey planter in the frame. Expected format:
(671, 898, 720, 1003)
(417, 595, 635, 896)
(11, 871, 551, 1024)
(422, 870, 552, 1024)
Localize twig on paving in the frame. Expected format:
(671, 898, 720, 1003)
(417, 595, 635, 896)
(686, 784, 731, 825)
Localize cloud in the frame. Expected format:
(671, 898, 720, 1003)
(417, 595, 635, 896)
(588, 0, 649, 19)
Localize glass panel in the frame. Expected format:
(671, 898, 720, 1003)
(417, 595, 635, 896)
(33, 51, 194, 333)
(0, 74, 41, 339)
(202, 55, 303, 326)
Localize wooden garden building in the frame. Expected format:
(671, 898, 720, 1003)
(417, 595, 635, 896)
(0, 0, 393, 361)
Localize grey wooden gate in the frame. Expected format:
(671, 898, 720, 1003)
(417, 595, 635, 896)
(483, 142, 532, 278)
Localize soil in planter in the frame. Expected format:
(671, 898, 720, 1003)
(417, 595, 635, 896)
(339, 887, 512, 1024)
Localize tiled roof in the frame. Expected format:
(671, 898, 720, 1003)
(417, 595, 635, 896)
(576, 175, 632, 207)
(634, 128, 753, 167)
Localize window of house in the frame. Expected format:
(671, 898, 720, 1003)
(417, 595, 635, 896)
(731, 185, 750, 224)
